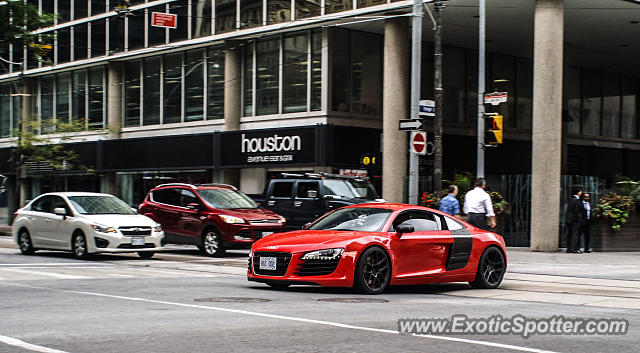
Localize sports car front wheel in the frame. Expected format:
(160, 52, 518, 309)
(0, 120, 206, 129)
(354, 247, 391, 295)
(470, 246, 506, 289)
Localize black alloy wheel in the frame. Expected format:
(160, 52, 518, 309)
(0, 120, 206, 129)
(138, 251, 155, 259)
(470, 246, 506, 289)
(354, 247, 391, 295)
(202, 229, 225, 257)
(72, 233, 90, 259)
(18, 229, 35, 255)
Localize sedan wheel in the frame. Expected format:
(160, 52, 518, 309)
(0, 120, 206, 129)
(354, 247, 391, 294)
(470, 247, 506, 289)
(72, 233, 90, 259)
(202, 230, 225, 257)
(18, 230, 35, 255)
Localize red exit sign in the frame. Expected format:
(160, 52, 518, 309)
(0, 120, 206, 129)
(151, 12, 177, 29)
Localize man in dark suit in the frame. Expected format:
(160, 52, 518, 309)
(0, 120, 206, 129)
(581, 193, 592, 253)
(565, 187, 585, 253)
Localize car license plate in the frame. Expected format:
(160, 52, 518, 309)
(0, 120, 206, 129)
(259, 257, 277, 270)
(131, 237, 145, 246)
(262, 231, 274, 237)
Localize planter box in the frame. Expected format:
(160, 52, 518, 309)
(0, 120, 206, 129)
(593, 213, 640, 252)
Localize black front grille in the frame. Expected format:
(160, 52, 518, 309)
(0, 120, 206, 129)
(117, 243, 156, 249)
(252, 251, 292, 276)
(294, 260, 340, 276)
(119, 226, 152, 236)
(250, 219, 280, 224)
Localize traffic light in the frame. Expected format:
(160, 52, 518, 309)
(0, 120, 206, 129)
(484, 114, 503, 145)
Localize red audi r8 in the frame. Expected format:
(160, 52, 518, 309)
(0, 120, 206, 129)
(247, 204, 506, 294)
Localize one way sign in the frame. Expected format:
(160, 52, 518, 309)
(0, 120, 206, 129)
(399, 119, 423, 131)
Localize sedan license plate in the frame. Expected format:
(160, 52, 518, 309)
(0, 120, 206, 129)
(259, 257, 277, 271)
(131, 237, 145, 246)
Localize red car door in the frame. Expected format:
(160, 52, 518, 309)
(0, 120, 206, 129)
(390, 210, 453, 280)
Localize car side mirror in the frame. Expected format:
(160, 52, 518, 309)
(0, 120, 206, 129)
(186, 203, 201, 211)
(53, 207, 68, 219)
(395, 223, 414, 235)
(306, 190, 319, 199)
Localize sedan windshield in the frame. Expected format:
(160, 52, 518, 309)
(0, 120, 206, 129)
(197, 188, 258, 209)
(68, 196, 136, 215)
(308, 207, 392, 232)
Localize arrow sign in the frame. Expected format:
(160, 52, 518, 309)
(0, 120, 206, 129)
(399, 119, 423, 131)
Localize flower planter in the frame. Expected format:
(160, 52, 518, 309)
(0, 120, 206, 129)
(593, 212, 640, 252)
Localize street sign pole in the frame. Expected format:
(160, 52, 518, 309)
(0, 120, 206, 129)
(408, 0, 423, 205)
(477, 0, 486, 179)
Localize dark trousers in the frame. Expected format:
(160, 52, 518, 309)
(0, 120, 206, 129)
(567, 221, 583, 252)
(467, 213, 489, 231)
(582, 220, 591, 251)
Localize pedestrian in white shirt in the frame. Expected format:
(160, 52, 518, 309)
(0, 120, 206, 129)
(463, 178, 496, 230)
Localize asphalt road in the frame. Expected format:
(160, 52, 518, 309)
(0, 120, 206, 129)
(0, 242, 638, 353)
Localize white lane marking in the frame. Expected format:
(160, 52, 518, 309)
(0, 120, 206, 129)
(0, 282, 557, 353)
(1, 266, 107, 269)
(0, 334, 69, 353)
(0, 268, 87, 279)
(0, 263, 111, 267)
(108, 274, 134, 277)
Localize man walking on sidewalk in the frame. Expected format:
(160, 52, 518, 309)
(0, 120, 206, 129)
(582, 193, 592, 253)
(463, 178, 496, 230)
(565, 187, 585, 254)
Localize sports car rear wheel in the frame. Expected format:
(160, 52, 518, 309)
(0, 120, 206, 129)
(470, 246, 505, 289)
(354, 247, 390, 295)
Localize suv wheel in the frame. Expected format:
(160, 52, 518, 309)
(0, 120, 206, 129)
(202, 229, 225, 257)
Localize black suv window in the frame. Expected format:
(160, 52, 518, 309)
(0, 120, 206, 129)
(152, 188, 179, 206)
(31, 196, 52, 213)
(297, 182, 320, 198)
(271, 182, 293, 198)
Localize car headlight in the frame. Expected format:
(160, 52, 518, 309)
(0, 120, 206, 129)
(301, 248, 344, 261)
(153, 224, 162, 232)
(219, 214, 246, 224)
(278, 215, 287, 223)
(91, 224, 117, 233)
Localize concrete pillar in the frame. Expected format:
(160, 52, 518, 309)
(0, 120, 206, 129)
(530, 0, 564, 251)
(223, 43, 242, 187)
(107, 62, 123, 139)
(382, 18, 409, 203)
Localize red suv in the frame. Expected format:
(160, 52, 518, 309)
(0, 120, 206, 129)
(139, 183, 285, 257)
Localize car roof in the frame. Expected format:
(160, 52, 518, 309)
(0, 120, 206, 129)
(35, 192, 116, 198)
(151, 183, 237, 191)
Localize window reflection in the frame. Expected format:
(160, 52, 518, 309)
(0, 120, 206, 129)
(185, 50, 205, 122)
(357, 0, 385, 9)
(164, 53, 182, 124)
(602, 73, 620, 138)
(0, 84, 11, 137)
(241, 0, 263, 28)
(256, 37, 280, 115)
(216, 0, 237, 33)
(72, 71, 86, 123)
(91, 19, 107, 58)
(56, 73, 71, 126)
(582, 69, 601, 136)
(325, 0, 352, 14)
(621, 77, 638, 139)
(192, 0, 212, 38)
(40, 76, 54, 134)
(169, 0, 188, 43)
(207, 47, 225, 120)
(243, 42, 254, 116)
(125, 61, 141, 127)
(128, 11, 145, 51)
(74, 24, 88, 60)
(311, 29, 322, 111)
(267, 0, 291, 24)
(566, 67, 581, 135)
(296, 0, 320, 19)
(88, 67, 104, 129)
(144, 57, 161, 125)
(283, 32, 308, 113)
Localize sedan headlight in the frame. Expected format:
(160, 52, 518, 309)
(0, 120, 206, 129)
(277, 215, 287, 223)
(91, 224, 117, 233)
(152, 224, 162, 232)
(219, 215, 247, 224)
(301, 248, 344, 261)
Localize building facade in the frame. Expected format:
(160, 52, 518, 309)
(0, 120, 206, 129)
(1, 0, 640, 248)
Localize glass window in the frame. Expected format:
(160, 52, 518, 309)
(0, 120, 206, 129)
(74, 24, 88, 60)
(12, 86, 21, 134)
(152, 188, 179, 205)
(393, 211, 442, 232)
(163, 53, 182, 124)
(350, 31, 381, 115)
(271, 182, 293, 198)
(57, 28, 71, 64)
(169, 0, 188, 42)
(74, 0, 88, 19)
(445, 215, 464, 230)
(207, 47, 225, 120)
(109, 17, 125, 53)
(128, 10, 145, 51)
(148, 6, 167, 46)
(331, 29, 349, 111)
(602, 73, 621, 138)
(621, 76, 638, 139)
(197, 189, 259, 209)
(91, 19, 107, 58)
(311, 29, 322, 111)
(58, 0, 71, 22)
(357, 0, 385, 9)
(566, 67, 581, 135)
(68, 195, 136, 215)
(31, 196, 52, 213)
(12, 44, 24, 72)
(143, 57, 161, 125)
(296, 0, 320, 19)
(178, 189, 200, 207)
(283, 32, 308, 113)
(325, 0, 352, 14)
(267, 0, 291, 24)
(297, 182, 320, 198)
(40, 75, 55, 133)
(256, 37, 279, 115)
(72, 70, 86, 123)
(90, 1, 106, 15)
(0, 84, 10, 137)
(243, 42, 254, 116)
(185, 50, 204, 122)
(56, 73, 71, 125)
(309, 207, 392, 232)
(216, 0, 236, 34)
(516, 59, 532, 130)
(442, 45, 466, 124)
(241, 0, 263, 28)
(582, 69, 601, 136)
(88, 67, 104, 129)
(125, 61, 141, 127)
(492, 54, 515, 128)
(192, 0, 212, 38)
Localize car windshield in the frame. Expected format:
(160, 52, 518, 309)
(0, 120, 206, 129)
(323, 179, 378, 200)
(68, 196, 136, 215)
(308, 207, 392, 232)
(197, 188, 258, 209)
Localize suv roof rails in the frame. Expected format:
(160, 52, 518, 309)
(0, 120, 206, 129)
(278, 172, 369, 181)
(154, 183, 197, 189)
(196, 183, 238, 190)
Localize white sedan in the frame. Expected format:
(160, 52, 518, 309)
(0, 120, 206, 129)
(13, 192, 164, 259)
